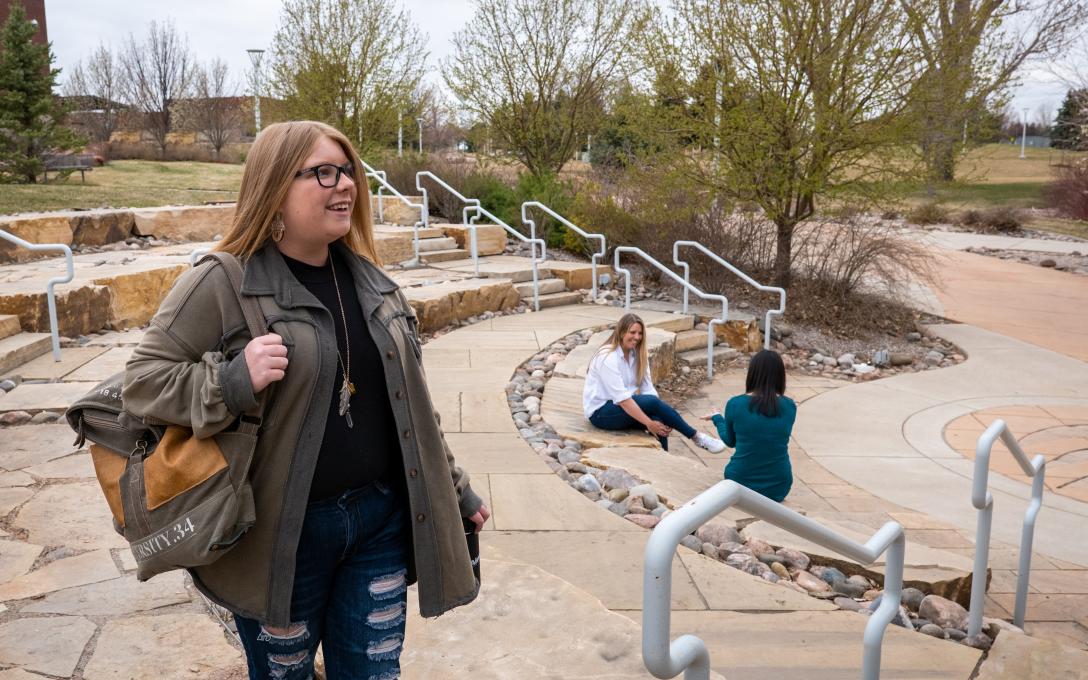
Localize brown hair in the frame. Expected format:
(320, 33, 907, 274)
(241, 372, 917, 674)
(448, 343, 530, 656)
(216, 121, 380, 264)
(597, 313, 650, 387)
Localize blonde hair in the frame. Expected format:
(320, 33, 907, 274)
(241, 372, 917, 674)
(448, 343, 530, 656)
(597, 313, 649, 387)
(217, 121, 381, 264)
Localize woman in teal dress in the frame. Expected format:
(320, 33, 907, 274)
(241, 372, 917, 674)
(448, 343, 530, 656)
(702, 350, 795, 502)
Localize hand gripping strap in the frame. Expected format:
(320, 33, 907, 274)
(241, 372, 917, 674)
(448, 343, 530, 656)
(199, 252, 271, 423)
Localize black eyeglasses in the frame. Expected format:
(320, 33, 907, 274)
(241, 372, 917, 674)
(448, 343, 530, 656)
(294, 162, 355, 188)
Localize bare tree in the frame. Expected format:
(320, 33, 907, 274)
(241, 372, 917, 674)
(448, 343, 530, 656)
(444, 0, 646, 176)
(63, 43, 123, 143)
(903, 0, 1087, 182)
(268, 0, 427, 148)
(119, 20, 195, 156)
(187, 58, 242, 160)
(1035, 100, 1054, 133)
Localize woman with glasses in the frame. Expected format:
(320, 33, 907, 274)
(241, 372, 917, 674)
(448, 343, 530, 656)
(123, 120, 488, 679)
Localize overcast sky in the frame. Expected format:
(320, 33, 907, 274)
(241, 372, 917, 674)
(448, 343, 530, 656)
(47, 0, 1074, 123)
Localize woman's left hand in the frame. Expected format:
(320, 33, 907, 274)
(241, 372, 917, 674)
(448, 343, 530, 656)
(468, 503, 491, 533)
(698, 412, 718, 421)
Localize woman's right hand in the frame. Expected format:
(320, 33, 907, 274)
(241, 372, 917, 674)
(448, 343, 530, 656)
(245, 333, 288, 393)
(646, 420, 671, 438)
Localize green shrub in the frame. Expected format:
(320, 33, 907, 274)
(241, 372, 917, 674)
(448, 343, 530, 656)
(512, 172, 575, 248)
(959, 206, 1023, 233)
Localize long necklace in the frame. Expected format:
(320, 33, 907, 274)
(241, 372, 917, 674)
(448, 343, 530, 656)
(329, 254, 356, 428)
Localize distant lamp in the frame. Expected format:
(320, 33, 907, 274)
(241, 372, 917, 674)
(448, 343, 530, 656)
(246, 49, 265, 134)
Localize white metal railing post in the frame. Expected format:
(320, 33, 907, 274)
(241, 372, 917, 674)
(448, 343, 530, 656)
(189, 247, 212, 266)
(360, 160, 425, 266)
(0, 229, 73, 362)
(416, 171, 482, 273)
(967, 419, 1047, 636)
(673, 241, 786, 350)
(613, 246, 727, 379)
(469, 203, 545, 310)
(644, 480, 905, 680)
(521, 201, 606, 299)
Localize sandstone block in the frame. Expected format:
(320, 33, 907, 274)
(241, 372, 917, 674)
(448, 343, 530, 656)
(714, 318, 764, 352)
(131, 204, 235, 241)
(0, 286, 111, 338)
(375, 232, 415, 263)
(71, 210, 135, 246)
(372, 195, 424, 226)
(442, 223, 506, 256)
(93, 265, 187, 330)
(0, 216, 73, 264)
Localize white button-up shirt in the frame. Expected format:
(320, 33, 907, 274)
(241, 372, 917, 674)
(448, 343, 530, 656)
(582, 345, 658, 419)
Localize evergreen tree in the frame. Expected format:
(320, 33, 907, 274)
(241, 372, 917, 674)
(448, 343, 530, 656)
(0, 3, 82, 183)
(1052, 89, 1086, 151)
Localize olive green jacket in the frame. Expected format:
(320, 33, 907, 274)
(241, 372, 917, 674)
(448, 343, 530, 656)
(122, 242, 481, 625)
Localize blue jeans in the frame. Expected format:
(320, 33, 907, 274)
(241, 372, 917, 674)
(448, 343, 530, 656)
(234, 480, 410, 680)
(589, 395, 697, 451)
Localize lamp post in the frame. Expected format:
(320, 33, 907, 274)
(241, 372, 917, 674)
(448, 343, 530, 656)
(416, 117, 423, 153)
(246, 49, 265, 134)
(398, 118, 403, 157)
(1019, 107, 1028, 159)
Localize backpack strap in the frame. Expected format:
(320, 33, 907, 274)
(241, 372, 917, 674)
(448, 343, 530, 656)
(199, 251, 272, 425)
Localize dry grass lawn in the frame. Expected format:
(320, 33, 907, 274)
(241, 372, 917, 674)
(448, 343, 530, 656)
(0, 160, 242, 216)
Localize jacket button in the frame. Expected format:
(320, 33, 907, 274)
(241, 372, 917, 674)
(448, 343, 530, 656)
(395, 390, 403, 400)
(416, 513, 425, 523)
(403, 430, 411, 439)
(386, 350, 395, 359)
(409, 468, 418, 478)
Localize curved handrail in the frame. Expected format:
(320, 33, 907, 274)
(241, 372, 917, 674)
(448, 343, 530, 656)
(673, 241, 785, 350)
(415, 171, 481, 231)
(967, 419, 1046, 636)
(613, 246, 727, 379)
(467, 203, 546, 310)
(0, 229, 73, 362)
(360, 160, 426, 266)
(521, 201, 605, 299)
(189, 247, 211, 266)
(644, 480, 905, 680)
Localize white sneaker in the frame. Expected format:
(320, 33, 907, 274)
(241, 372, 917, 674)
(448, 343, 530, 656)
(693, 432, 726, 453)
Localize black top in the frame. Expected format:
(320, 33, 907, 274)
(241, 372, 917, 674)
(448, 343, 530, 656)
(281, 248, 402, 502)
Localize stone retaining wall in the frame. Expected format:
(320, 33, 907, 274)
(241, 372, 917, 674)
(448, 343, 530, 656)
(0, 205, 234, 264)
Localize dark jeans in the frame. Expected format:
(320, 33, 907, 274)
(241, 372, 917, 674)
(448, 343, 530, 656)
(589, 394, 697, 451)
(234, 480, 410, 680)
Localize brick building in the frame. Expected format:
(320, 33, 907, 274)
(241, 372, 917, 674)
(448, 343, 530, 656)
(0, 0, 47, 44)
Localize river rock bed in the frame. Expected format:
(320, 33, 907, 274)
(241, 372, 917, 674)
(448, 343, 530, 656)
(504, 327, 1000, 650)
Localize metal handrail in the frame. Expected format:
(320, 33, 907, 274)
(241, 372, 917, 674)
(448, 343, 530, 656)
(415, 169, 480, 273)
(360, 160, 426, 266)
(415, 171, 481, 231)
(967, 419, 1046, 636)
(673, 241, 785, 350)
(467, 204, 546, 310)
(189, 247, 211, 266)
(521, 201, 605, 299)
(359, 159, 388, 222)
(613, 247, 727, 379)
(0, 229, 73, 362)
(644, 481, 905, 680)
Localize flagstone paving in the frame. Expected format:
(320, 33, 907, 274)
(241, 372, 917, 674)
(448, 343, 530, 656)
(2, 232, 1087, 677)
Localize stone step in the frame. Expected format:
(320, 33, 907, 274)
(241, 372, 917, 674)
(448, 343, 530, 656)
(0, 332, 51, 374)
(0, 314, 20, 340)
(515, 278, 567, 298)
(419, 248, 472, 264)
(678, 346, 739, 366)
(974, 628, 1088, 679)
(675, 328, 711, 353)
(534, 290, 583, 309)
(416, 236, 460, 252)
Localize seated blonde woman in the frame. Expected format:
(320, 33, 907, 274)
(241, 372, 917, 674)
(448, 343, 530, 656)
(583, 313, 726, 453)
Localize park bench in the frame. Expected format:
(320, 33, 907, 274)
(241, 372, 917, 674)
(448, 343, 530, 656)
(43, 153, 95, 183)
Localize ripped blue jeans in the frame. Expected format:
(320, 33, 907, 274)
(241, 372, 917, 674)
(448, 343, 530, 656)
(234, 480, 410, 680)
